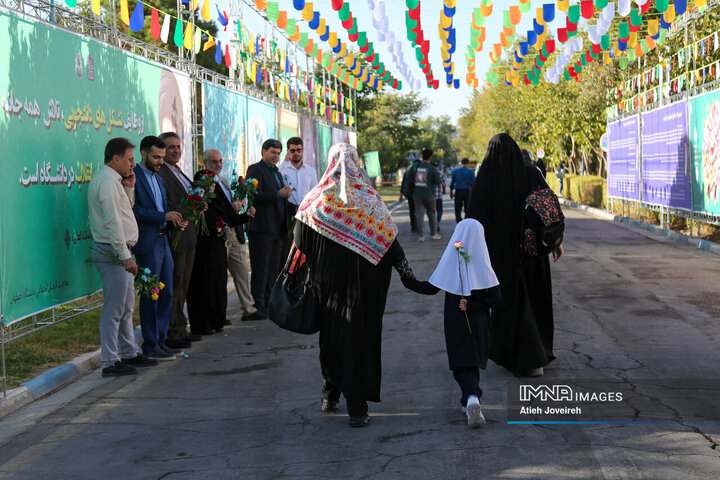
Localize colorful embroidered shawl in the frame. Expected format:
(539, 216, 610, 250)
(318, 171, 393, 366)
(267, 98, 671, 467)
(296, 143, 398, 265)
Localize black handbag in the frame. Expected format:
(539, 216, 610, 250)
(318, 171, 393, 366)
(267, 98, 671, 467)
(268, 245, 319, 334)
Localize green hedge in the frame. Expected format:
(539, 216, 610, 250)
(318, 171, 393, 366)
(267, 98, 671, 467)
(546, 173, 606, 208)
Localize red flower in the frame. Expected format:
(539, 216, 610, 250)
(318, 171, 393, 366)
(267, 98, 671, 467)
(238, 175, 244, 183)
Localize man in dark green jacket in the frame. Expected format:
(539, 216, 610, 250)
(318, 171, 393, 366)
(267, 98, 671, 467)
(412, 148, 442, 241)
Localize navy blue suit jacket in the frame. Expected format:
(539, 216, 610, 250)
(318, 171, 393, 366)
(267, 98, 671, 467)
(132, 165, 169, 256)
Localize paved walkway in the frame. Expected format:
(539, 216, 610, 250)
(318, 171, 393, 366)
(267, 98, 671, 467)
(0, 200, 719, 479)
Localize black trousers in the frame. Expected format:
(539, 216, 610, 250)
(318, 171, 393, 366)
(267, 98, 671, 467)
(248, 232, 282, 314)
(406, 196, 417, 232)
(454, 189, 470, 222)
(452, 367, 482, 406)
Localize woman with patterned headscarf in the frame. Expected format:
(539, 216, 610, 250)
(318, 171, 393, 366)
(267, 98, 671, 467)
(294, 143, 416, 428)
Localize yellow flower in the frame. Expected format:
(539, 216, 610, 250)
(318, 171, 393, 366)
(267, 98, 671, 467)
(252, 179, 258, 186)
(159, 282, 165, 290)
(151, 293, 159, 301)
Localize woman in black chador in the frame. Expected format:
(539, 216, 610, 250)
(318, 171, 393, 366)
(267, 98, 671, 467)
(294, 143, 416, 428)
(468, 133, 563, 377)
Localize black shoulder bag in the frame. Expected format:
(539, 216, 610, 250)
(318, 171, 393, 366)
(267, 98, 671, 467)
(268, 245, 319, 334)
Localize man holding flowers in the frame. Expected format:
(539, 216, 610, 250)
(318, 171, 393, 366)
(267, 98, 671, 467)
(157, 132, 202, 348)
(88, 138, 158, 377)
(186, 149, 255, 334)
(243, 139, 291, 321)
(132, 136, 188, 361)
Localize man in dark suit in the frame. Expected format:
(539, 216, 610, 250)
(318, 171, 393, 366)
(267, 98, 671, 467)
(244, 139, 291, 320)
(157, 132, 199, 348)
(132, 136, 187, 361)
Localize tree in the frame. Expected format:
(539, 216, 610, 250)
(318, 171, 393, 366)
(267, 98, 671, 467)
(417, 115, 458, 167)
(357, 91, 426, 175)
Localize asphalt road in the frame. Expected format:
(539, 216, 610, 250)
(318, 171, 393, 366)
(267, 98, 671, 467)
(1, 200, 719, 479)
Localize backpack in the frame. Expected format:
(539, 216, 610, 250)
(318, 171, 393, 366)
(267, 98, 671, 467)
(400, 163, 418, 198)
(522, 188, 565, 257)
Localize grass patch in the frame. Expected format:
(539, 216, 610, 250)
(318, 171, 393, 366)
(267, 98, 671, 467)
(3, 300, 140, 388)
(375, 183, 402, 204)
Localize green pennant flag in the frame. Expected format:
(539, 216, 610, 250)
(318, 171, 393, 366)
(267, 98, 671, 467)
(299, 33, 309, 48)
(601, 35, 610, 50)
(174, 19, 183, 47)
(568, 5, 580, 24)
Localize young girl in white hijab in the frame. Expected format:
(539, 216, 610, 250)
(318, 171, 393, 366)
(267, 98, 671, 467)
(402, 219, 501, 427)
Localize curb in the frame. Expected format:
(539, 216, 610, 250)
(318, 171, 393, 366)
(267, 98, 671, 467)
(1, 327, 143, 420)
(560, 198, 720, 256)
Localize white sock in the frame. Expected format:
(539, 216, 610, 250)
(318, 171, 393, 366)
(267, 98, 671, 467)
(467, 395, 480, 407)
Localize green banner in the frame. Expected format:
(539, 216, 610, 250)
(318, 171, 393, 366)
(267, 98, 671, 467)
(689, 90, 720, 215)
(363, 151, 381, 179)
(317, 123, 332, 176)
(0, 10, 191, 324)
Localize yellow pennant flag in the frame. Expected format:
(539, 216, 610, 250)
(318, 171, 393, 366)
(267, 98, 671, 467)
(120, 0, 130, 25)
(183, 21, 194, 50)
(203, 35, 216, 52)
(201, 0, 211, 21)
(92, 0, 101, 16)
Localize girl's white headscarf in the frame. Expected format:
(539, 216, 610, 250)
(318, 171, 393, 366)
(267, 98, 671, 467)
(429, 219, 500, 295)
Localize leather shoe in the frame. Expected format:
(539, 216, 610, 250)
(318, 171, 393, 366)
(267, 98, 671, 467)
(242, 312, 268, 321)
(321, 399, 339, 413)
(348, 415, 370, 428)
(165, 339, 191, 349)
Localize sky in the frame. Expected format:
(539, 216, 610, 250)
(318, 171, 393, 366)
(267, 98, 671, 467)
(209, 0, 566, 125)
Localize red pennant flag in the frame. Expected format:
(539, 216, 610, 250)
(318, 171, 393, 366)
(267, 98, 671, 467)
(585, 51, 593, 63)
(349, 31, 358, 42)
(558, 28, 568, 43)
(331, 0, 343, 10)
(416, 30, 424, 44)
(591, 43, 602, 55)
(408, 7, 420, 20)
(567, 18, 578, 33)
(569, 66, 576, 77)
(342, 17, 353, 29)
(150, 8, 161, 40)
(225, 44, 231, 68)
(421, 40, 429, 55)
(545, 39, 556, 54)
(581, 0, 594, 19)
(639, 1, 650, 13)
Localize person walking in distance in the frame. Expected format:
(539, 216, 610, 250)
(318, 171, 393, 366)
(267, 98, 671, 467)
(412, 148, 442, 241)
(450, 158, 475, 223)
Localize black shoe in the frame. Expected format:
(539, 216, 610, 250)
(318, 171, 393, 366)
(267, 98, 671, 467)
(161, 345, 183, 356)
(123, 354, 158, 367)
(102, 361, 137, 377)
(242, 312, 268, 321)
(165, 339, 191, 349)
(184, 334, 202, 342)
(321, 399, 339, 413)
(223, 319, 232, 326)
(348, 415, 370, 428)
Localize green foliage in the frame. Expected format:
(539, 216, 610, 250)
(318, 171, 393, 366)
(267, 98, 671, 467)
(547, 174, 606, 207)
(357, 91, 425, 175)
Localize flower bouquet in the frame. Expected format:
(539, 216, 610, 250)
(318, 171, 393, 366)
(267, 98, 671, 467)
(87, 247, 164, 301)
(192, 169, 218, 235)
(135, 267, 165, 300)
(171, 186, 209, 249)
(215, 217, 232, 247)
(454, 241, 473, 334)
(230, 175, 259, 208)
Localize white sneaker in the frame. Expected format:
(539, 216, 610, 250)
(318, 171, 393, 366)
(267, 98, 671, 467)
(431, 233, 442, 240)
(466, 396, 485, 427)
(417, 236, 425, 242)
